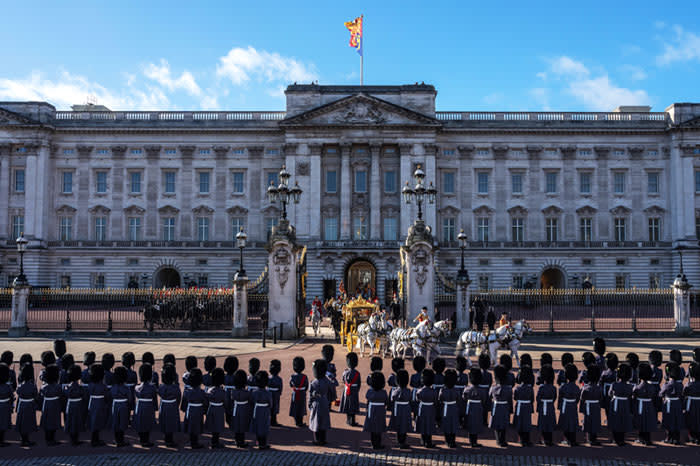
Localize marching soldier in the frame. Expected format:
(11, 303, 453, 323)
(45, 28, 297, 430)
(608, 363, 634, 446)
(16, 364, 38, 446)
(490, 365, 512, 448)
(364, 371, 389, 450)
(158, 364, 181, 448)
(289, 356, 309, 427)
(557, 363, 581, 446)
(230, 369, 251, 448)
(439, 369, 460, 448)
(513, 365, 534, 447)
(247, 358, 260, 391)
(249, 371, 272, 450)
(181, 367, 206, 449)
(340, 352, 361, 427)
(309, 359, 332, 446)
(268, 360, 283, 426)
(536, 364, 557, 446)
(111, 366, 132, 447)
(205, 367, 226, 449)
(580, 365, 603, 446)
(463, 368, 484, 448)
(415, 368, 438, 448)
(634, 363, 657, 445)
(39, 364, 63, 446)
(660, 362, 683, 444)
(133, 364, 157, 447)
(86, 364, 109, 447)
(389, 369, 412, 449)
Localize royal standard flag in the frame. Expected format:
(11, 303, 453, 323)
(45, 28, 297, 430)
(344, 16, 363, 56)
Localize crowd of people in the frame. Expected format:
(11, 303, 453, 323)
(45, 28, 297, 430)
(0, 337, 699, 451)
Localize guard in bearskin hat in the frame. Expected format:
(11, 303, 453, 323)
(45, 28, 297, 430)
(557, 363, 581, 446)
(389, 369, 412, 449)
(289, 356, 309, 427)
(309, 359, 331, 445)
(580, 364, 602, 446)
(340, 352, 361, 426)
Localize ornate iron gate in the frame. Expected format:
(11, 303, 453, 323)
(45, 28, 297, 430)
(296, 246, 307, 337)
(434, 267, 457, 323)
(247, 268, 269, 335)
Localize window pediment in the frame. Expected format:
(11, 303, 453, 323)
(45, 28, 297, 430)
(576, 205, 597, 216)
(643, 205, 665, 216)
(472, 204, 494, 216)
(541, 205, 562, 216)
(438, 205, 460, 216)
(192, 205, 214, 215)
(88, 204, 111, 215)
(55, 204, 77, 215)
(507, 205, 528, 216)
(123, 204, 145, 215)
(610, 205, 631, 216)
(158, 205, 180, 215)
(262, 205, 280, 215)
(322, 205, 339, 217)
(226, 205, 249, 215)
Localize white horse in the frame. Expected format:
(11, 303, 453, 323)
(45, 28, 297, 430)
(412, 320, 451, 363)
(310, 304, 322, 337)
(389, 326, 414, 359)
(487, 320, 532, 367)
(356, 314, 387, 357)
(455, 329, 488, 367)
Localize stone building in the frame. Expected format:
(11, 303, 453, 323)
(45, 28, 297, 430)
(1, 84, 699, 303)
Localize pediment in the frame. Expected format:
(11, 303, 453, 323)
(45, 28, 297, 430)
(643, 205, 665, 215)
(541, 205, 563, 216)
(124, 204, 145, 215)
(88, 204, 111, 214)
(280, 93, 441, 128)
(55, 204, 77, 214)
(0, 108, 41, 127)
(676, 116, 700, 128)
(507, 205, 528, 216)
(226, 205, 248, 215)
(192, 205, 214, 215)
(158, 205, 180, 215)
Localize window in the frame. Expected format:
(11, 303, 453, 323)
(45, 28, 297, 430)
(94, 274, 105, 289)
(60, 275, 71, 288)
(61, 258, 71, 266)
(16, 147, 27, 153)
(14, 170, 25, 192)
(62, 172, 73, 194)
(578, 149, 592, 156)
(266, 171, 279, 189)
(129, 172, 141, 194)
(326, 170, 337, 193)
(477, 173, 489, 194)
(164, 149, 177, 155)
(695, 171, 700, 192)
(163, 217, 175, 241)
(94, 258, 104, 266)
(96, 171, 108, 193)
(63, 149, 74, 155)
(197, 217, 209, 241)
(614, 150, 625, 156)
(580, 217, 592, 241)
(265, 148, 279, 155)
(324, 217, 338, 241)
(582, 259, 592, 266)
(647, 173, 659, 194)
(232, 172, 244, 193)
(511, 218, 524, 242)
(199, 172, 210, 194)
(648, 218, 660, 242)
(128, 258, 139, 266)
(442, 149, 455, 156)
(545, 218, 558, 242)
(614, 217, 626, 241)
(232, 148, 245, 155)
(231, 217, 245, 240)
(197, 274, 208, 287)
(353, 216, 368, 240)
(649, 274, 661, 289)
(130, 149, 142, 155)
(12, 215, 24, 240)
(128, 217, 141, 241)
(479, 259, 489, 266)
(545, 172, 557, 193)
(266, 217, 278, 236)
(477, 218, 489, 241)
(476, 149, 489, 156)
(95, 217, 106, 241)
(580, 172, 591, 194)
(649, 150, 658, 156)
(511, 173, 522, 194)
(613, 172, 625, 194)
(96, 149, 109, 155)
(478, 275, 490, 290)
(442, 217, 456, 242)
(384, 171, 396, 193)
(164, 172, 176, 193)
(384, 217, 398, 241)
(199, 149, 210, 155)
(615, 274, 628, 289)
(616, 258, 627, 266)
(355, 170, 367, 193)
(650, 258, 660, 265)
(59, 217, 72, 241)
(512, 275, 524, 289)
(442, 172, 455, 194)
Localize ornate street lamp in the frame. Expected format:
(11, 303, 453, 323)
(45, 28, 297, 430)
(15, 233, 28, 285)
(457, 228, 469, 282)
(236, 227, 247, 276)
(267, 165, 303, 221)
(402, 164, 437, 221)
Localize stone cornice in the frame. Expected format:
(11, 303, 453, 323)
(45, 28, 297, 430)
(178, 145, 196, 157)
(76, 145, 93, 159)
(593, 146, 610, 158)
(457, 145, 474, 158)
(560, 145, 577, 158)
(144, 145, 162, 159)
(247, 146, 264, 157)
(110, 145, 127, 158)
(492, 144, 509, 159)
(212, 145, 230, 157)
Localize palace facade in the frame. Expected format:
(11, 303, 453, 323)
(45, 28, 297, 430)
(1, 84, 699, 303)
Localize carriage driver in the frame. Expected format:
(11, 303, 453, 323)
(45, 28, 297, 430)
(413, 306, 431, 324)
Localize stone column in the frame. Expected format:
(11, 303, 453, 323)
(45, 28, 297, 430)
(0, 144, 11, 240)
(340, 144, 351, 239)
(400, 220, 435, 322)
(399, 144, 414, 239)
(672, 264, 692, 335)
(267, 220, 300, 339)
(231, 272, 249, 337)
(456, 276, 472, 331)
(370, 144, 381, 239)
(308, 144, 322, 240)
(9, 283, 30, 337)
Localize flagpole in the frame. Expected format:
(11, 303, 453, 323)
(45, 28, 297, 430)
(361, 15, 364, 86)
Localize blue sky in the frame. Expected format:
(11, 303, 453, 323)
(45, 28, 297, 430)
(1, 1, 698, 111)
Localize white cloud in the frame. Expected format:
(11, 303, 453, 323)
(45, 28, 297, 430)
(535, 56, 650, 110)
(656, 25, 700, 65)
(143, 59, 201, 96)
(619, 64, 647, 81)
(216, 46, 317, 86)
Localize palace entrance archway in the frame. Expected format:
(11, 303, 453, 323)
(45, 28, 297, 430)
(540, 267, 565, 289)
(154, 267, 181, 288)
(345, 259, 376, 299)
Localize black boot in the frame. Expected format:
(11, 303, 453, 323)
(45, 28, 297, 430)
(522, 431, 533, 447)
(570, 432, 579, 446)
(140, 432, 154, 447)
(257, 436, 270, 450)
(46, 429, 60, 446)
(271, 413, 279, 427)
(211, 432, 222, 449)
(313, 431, 322, 446)
(589, 433, 600, 446)
(235, 432, 248, 448)
(0, 431, 7, 448)
(497, 429, 507, 447)
(645, 431, 653, 446)
(614, 432, 626, 446)
(398, 433, 410, 449)
(190, 434, 203, 449)
(91, 431, 105, 447)
(351, 414, 359, 427)
(164, 432, 176, 448)
(115, 431, 129, 447)
(296, 415, 305, 427)
(319, 430, 327, 446)
(20, 433, 35, 447)
(470, 434, 481, 448)
(674, 431, 683, 445)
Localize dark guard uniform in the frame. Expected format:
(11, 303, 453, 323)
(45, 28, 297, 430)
(181, 367, 207, 449)
(684, 363, 700, 444)
(463, 368, 484, 447)
(489, 365, 513, 447)
(205, 368, 226, 448)
(230, 369, 251, 448)
(634, 363, 658, 445)
(268, 360, 283, 426)
(580, 365, 603, 445)
(158, 374, 181, 437)
(410, 356, 426, 418)
(39, 379, 64, 437)
(15, 367, 39, 442)
(608, 363, 634, 446)
(340, 352, 361, 425)
(223, 356, 239, 429)
(415, 369, 438, 448)
(512, 366, 534, 447)
(110, 375, 133, 445)
(363, 371, 388, 450)
(439, 369, 460, 448)
(0, 363, 14, 446)
(659, 363, 683, 444)
(309, 360, 332, 445)
(536, 365, 557, 446)
(86, 364, 110, 443)
(63, 366, 87, 445)
(289, 357, 309, 426)
(557, 363, 581, 446)
(477, 353, 493, 426)
(249, 371, 272, 449)
(389, 370, 413, 447)
(133, 364, 158, 447)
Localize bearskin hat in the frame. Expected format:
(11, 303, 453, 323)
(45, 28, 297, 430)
(606, 353, 619, 371)
(478, 352, 491, 370)
(669, 349, 682, 365)
(0, 351, 13, 366)
(212, 367, 225, 387)
(161, 364, 176, 385)
(163, 353, 176, 366)
(648, 350, 662, 367)
(421, 368, 435, 387)
(83, 351, 96, 367)
(61, 353, 75, 370)
(0, 363, 9, 385)
(455, 356, 467, 373)
(53, 339, 67, 358)
(582, 352, 595, 368)
(690, 362, 700, 380)
(370, 371, 386, 391)
(19, 364, 34, 383)
(561, 352, 574, 367)
(499, 354, 513, 371)
(444, 369, 457, 388)
(90, 363, 104, 384)
(322, 344, 335, 362)
(520, 354, 533, 368)
(666, 362, 681, 381)
(587, 364, 601, 384)
(493, 364, 508, 385)
(248, 357, 260, 375)
(293, 356, 306, 373)
(139, 363, 153, 383)
(432, 358, 446, 375)
(41, 350, 56, 367)
(370, 356, 383, 372)
(469, 367, 482, 386)
(392, 357, 405, 373)
(142, 352, 155, 366)
(638, 362, 653, 381)
(565, 363, 578, 382)
(540, 353, 553, 366)
(188, 367, 203, 387)
(233, 369, 247, 389)
(539, 364, 554, 384)
(45, 364, 60, 384)
(68, 365, 81, 382)
(413, 355, 426, 373)
(269, 359, 281, 376)
(617, 363, 631, 382)
(626, 352, 640, 369)
(313, 359, 328, 380)
(113, 366, 128, 385)
(693, 347, 700, 363)
(397, 369, 409, 388)
(346, 352, 358, 369)
(121, 351, 135, 368)
(518, 365, 534, 385)
(101, 353, 115, 371)
(255, 370, 269, 388)
(19, 353, 33, 368)
(185, 355, 198, 371)
(204, 355, 217, 373)
(224, 356, 239, 375)
(593, 337, 606, 356)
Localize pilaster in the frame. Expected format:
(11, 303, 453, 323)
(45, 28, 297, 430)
(340, 143, 352, 239)
(370, 144, 381, 239)
(232, 273, 249, 337)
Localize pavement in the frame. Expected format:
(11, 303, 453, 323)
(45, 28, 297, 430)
(1, 319, 699, 466)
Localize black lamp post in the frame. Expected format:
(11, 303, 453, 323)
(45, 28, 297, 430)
(15, 233, 28, 285)
(457, 228, 469, 282)
(402, 164, 437, 221)
(236, 227, 247, 276)
(267, 165, 302, 220)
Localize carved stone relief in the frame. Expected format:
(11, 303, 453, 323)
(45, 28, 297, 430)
(333, 101, 386, 124)
(296, 161, 310, 176)
(273, 247, 291, 292)
(411, 247, 431, 293)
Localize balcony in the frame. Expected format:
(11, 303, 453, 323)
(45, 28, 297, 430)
(437, 240, 671, 249)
